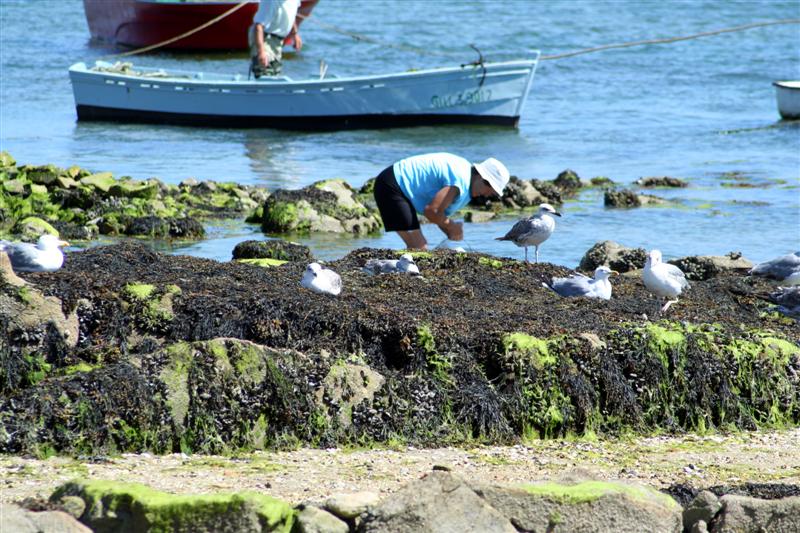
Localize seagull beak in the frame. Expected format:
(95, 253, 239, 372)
(553, 211, 562, 217)
(59, 240, 70, 247)
(610, 270, 619, 276)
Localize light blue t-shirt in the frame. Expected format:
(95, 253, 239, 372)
(393, 153, 473, 217)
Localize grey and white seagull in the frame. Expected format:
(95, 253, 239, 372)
(301, 262, 342, 296)
(496, 203, 561, 263)
(750, 252, 800, 285)
(0, 234, 70, 273)
(643, 249, 689, 312)
(362, 253, 420, 275)
(545, 266, 618, 300)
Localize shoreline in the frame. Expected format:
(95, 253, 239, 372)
(4, 429, 799, 506)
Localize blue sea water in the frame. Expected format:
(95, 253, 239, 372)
(1, 0, 799, 266)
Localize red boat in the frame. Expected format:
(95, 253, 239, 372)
(83, 0, 317, 51)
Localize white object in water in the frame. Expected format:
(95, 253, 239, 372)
(0, 234, 70, 272)
(496, 203, 561, 263)
(363, 253, 420, 275)
(774, 81, 800, 120)
(546, 266, 618, 300)
(301, 262, 342, 295)
(643, 249, 690, 312)
(68, 52, 541, 130)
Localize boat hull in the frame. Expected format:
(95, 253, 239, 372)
(69, 56, 540, 131)
(774, 81, 800, 120)
(83, 0, 258, 50)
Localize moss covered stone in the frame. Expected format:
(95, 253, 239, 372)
(50, 479, 295, 532)
(519, 480, 680, 508)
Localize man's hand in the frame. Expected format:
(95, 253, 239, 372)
(258, 49, 269, 67)
(445, 220, 464, 241)
(293, 32, 303, 51)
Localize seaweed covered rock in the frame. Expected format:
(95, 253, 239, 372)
(0, 153, 265, 240)
(669, 252, 753, 281)
(232, 239, 313, 262)
(579, 240, 647, 273)
(262, 179, 381, 235)
(0, 502, 90, 533)
(50, 480, 296, 533)
(634, 176, 689, 188)
(474, 478, 682, 532)
(1, 243, 798, 455)
(604, 188, 667, 208)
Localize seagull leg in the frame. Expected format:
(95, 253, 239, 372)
(535, 246, 539, 263)
(524, 247, 529, 263)
(661, 298, 679, 313)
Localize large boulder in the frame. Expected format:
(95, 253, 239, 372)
(474, 479, 682, 532)
(711, 494, 800, 532)
(578, 241, 647, 273)
(262, 179, 381, 235)
(0, 503, 91, 533)
(359, 471, 516, 532)
(232, 239, 313, 262)
(50, 480, 296, 533)
(669, 253, 753, 281)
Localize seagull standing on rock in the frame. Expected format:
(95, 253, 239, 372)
(643, 249, 689, 313)
(545, 266, 618, 300)
(0, 234, 70, 273)
(496, 203, 561, 263)
(362, 253, 420, 275)
(301, 262, 342, 296)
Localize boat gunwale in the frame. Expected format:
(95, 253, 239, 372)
(773, 80, 800, 90)
(69, 53, 540, 87)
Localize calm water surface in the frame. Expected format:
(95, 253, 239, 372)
(1, 0, 799, 265)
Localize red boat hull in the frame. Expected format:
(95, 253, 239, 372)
(83, 0, 315, 51)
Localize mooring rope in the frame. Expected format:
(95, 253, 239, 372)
(540, 18, 800, 61)
(303, 16, 800, 62)
(97, 0, 250, 60)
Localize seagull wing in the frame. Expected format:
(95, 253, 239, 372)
(551, 274, 594, 297)
(663, 263, 690, 289)
(2, 242, 45, 272)
(751, 253, 800, 280)
(497, 217, 534, 241)
(364, 259, 398, 274)
(328, 271, 342, 295)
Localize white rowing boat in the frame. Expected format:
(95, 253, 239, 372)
(773, 81, 800, 120)
(69, 53, 540, 131)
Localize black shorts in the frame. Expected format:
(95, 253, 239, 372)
(373, 165, 420, 232)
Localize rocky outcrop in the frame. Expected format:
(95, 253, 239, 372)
(232, 239, 313, 263)
(0, 502, 90, 533)
(604, 188, 668, 208)
(0, 151, 265, 240)
(710, 494, 800, 532)
(669, 253, 753, 281)
(261, 179, 381, 235)
(578, 240, 647, 273)
(634, 176, 689, 188)
(0, 243, 797, 456)
(49, 480, 296, 533)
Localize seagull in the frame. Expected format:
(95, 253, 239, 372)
(0, 234, 70, 273)
(643, 249, 689, 313)
(770, 286, 800, 318)
(362, 253, 420, 275)
(545, 266, 619, 300)
(301, 262, 342, 296)
(496, 203, 561, 263)
(750, 252, 800, 285)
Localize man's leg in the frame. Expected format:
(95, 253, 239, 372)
(264, 34, 284, 75)
(397, 230, 427, 250)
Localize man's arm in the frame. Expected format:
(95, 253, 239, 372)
(255, 24, 269, 66)
(423, 186, 463, 241)
(289, 21, 302, 50)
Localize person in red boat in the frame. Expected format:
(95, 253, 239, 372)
(249, 0, 303, 78)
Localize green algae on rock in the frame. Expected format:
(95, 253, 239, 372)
(50, 479, 295, 533)
(261, 179, 381, 235)
(0, 152, 266, 240)
(0, 244, 797, 455)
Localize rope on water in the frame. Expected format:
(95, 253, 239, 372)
(540, 18, 800, 61)
(304, 17, 800, 62)
(97, 1, 250, 60)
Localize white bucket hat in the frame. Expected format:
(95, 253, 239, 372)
(474, 158, 510, 197)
